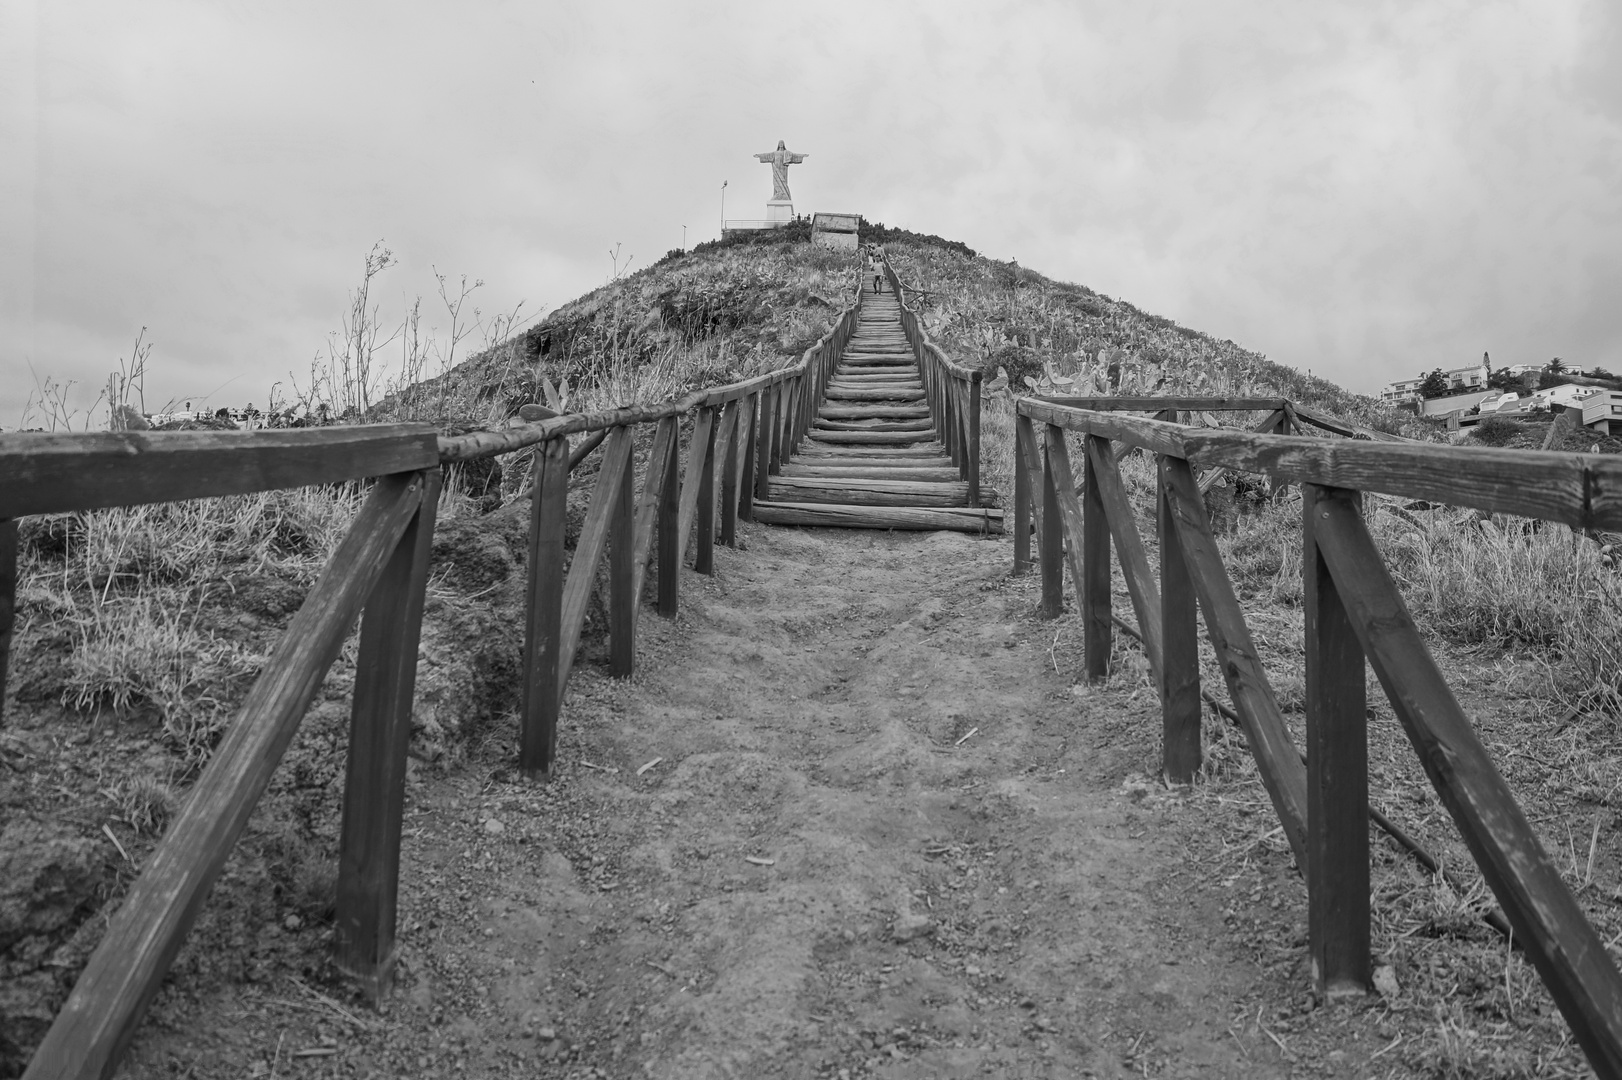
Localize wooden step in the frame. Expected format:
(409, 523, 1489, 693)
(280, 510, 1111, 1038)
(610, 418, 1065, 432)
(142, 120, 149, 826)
(784, 453, 951, 468)
(794, 444, 945, 458)
(817, 404, 930, 420)
(805, 429, 935, 446)
(829, 371, 919, 381)
(770, 475, 967, 501)
(813, 418, 935, 432)
(824, 387, 926, 402)
(781, 464, 963, 482)
(752, 501, 1004, 534)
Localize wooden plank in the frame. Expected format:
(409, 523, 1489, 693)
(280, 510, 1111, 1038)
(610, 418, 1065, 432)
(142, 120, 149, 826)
(752, 501, 1004, 533)
(1013, 431, 1031, 574)
(609, 440, 635, 676)
(520, 438, 568, 777)
(968, 376, 981, 506)
(824, 387, 927, 402)
(739, 392, 758, 522)
(1020, 398, 1188, 458)
(1292, 403, 1419, 443)
(757, 385, 777, 492)
(764, 486, 964, 508)
(25, 472, 425, 1080)
(718, 400, 741, 547)
(1302, 484, 1371, 1000)
(814, 418, 936, 432)
(679, 408, 717, 569)
(557, 427, 633, 693)
(1313, 492, 1622, 1072)
(1041, 395, 1286, 413)
(0, 518, 14, 725)
(794, 444, 944, 458)
(334, 467, 441, 1001)
(630, 417, 678, 611)
(1081, 436, 1163, 677)
(1158, 458, 1201, 783)
(0, 426, 440, 517)
(1040, 440, 1064, 617)
(1158, 456, 1309, 871)
(1014, 416, 1046, 559)
(1180, 430, 1613, 529)
(1082, 437, 1110, 681)
(656, 430, 679, 617)
(806, 430, 937, 446)
(695, 405, 721, 575)
(768, 476, 969, 496)
(818, 404, 932, 420)
(782, 465, 961, 482)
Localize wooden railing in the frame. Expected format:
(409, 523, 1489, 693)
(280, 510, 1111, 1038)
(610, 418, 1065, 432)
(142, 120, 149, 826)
(5, 274, 863, 1080)
(882, 261, 981, 504)
(1013, 393, 1622, 1076)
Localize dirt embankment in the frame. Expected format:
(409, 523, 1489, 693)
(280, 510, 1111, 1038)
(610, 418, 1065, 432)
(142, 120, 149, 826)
(13, 514, 1599, 1078)
(80, 519, 1394, 1080)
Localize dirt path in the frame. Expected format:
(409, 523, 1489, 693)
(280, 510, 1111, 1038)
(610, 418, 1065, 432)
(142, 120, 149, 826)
(120, 520, 1398, 1078)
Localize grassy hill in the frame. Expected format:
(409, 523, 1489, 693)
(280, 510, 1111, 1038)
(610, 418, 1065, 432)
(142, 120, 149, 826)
(416, 222, 1428, 441)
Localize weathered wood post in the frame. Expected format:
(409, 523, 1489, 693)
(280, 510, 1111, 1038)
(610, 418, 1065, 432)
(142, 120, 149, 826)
(968, 373, 982, 507)
(1082, 435, 1112, 681)
(719, 399, 741, 546)
(1303, 483, 1371, 1000)
(0, 518, 16, 726)
(1040, 429, 1064, 618)
(335, 467, 442, 1000)
(739, 392, 759, 522)
(1013, 433, 1031, 574)
(657, 428, 680, 617)
(1157, 457, 1201, 782)
(695, 406, 719, 575)
(609, 439, 636, 676)
(756, 387, 776, 498)
(520, 438, 568, 777)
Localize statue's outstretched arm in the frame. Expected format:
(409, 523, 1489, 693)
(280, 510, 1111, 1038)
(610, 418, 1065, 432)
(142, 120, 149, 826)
(755, 153, 774, 163)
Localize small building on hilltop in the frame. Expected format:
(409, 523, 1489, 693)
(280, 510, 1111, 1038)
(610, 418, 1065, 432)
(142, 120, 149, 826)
(811, 212, 860, 251)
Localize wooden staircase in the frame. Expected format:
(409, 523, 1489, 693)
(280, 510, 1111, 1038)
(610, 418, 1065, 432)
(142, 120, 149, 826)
(752, 284, 1004, 533)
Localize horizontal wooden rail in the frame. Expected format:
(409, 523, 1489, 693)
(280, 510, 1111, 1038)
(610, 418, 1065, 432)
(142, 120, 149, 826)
(1015, 393, 1622, 1074)
(1019, 398, 1622, 531)
(0, 426, 440, 517)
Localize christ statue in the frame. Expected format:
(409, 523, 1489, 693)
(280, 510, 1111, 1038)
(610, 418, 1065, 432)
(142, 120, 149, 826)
(755, 140, 808, 202)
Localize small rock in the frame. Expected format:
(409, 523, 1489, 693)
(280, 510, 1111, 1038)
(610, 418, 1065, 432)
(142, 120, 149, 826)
(283, 914, 303, 931)
(536, 1027, 556, 1041)
(891, 913, 934, 942)
(965, 965, 982, 976)
(483, 819, 506, 835)
(1372, 965, 1401, 999)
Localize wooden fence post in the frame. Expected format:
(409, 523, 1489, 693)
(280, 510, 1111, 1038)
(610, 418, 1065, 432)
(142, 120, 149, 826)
(520, 438, 568, 778)
(1040, 432, 1064, 618)
(1157, 457, 1200, 782)
(739, 392, 758, 522)
(1013, 433, 1031, 574)
(1304, 483, 1372, 1000)
(968, 375, 981, 507)
(756, 388, 776, 499)
(1083, 438, 1112, 682)
(719, 399, 741, 547)
(335, 467, 441, 1001)
(609, 441, 636, 676)
(0, 518, 15, 726)
(657, 430, 680, 617)
(695, 405, 719, 575)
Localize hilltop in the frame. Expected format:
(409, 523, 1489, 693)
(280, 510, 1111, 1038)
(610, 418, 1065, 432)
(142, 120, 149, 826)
(417, 221, 1426, 441)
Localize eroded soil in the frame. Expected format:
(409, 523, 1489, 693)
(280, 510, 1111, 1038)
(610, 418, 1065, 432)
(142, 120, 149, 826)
(88, 519, 1429, 1079)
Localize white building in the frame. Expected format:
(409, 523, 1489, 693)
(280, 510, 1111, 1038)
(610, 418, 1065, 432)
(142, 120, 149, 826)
(1581, 390, 1622, 435)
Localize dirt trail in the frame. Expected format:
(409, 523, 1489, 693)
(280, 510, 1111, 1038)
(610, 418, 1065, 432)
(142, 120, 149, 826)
(119, 520, 1385, 1078)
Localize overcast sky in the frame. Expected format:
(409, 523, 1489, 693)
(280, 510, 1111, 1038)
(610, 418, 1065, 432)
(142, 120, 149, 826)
(3, 0, 1620, 426)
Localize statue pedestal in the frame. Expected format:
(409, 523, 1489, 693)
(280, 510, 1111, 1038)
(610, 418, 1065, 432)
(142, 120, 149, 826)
(767, 200, 794, 223)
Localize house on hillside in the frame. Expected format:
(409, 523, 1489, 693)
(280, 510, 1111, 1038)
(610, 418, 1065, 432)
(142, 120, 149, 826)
(1580, 390, 1622, 435)
(1381, 355, 1490, 405)
(1380, 377, 1425, 405)
(1533, 383, 1603, 413)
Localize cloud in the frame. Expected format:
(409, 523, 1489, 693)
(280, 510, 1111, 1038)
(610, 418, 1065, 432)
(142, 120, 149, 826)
(5, 0, 1620, 425)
